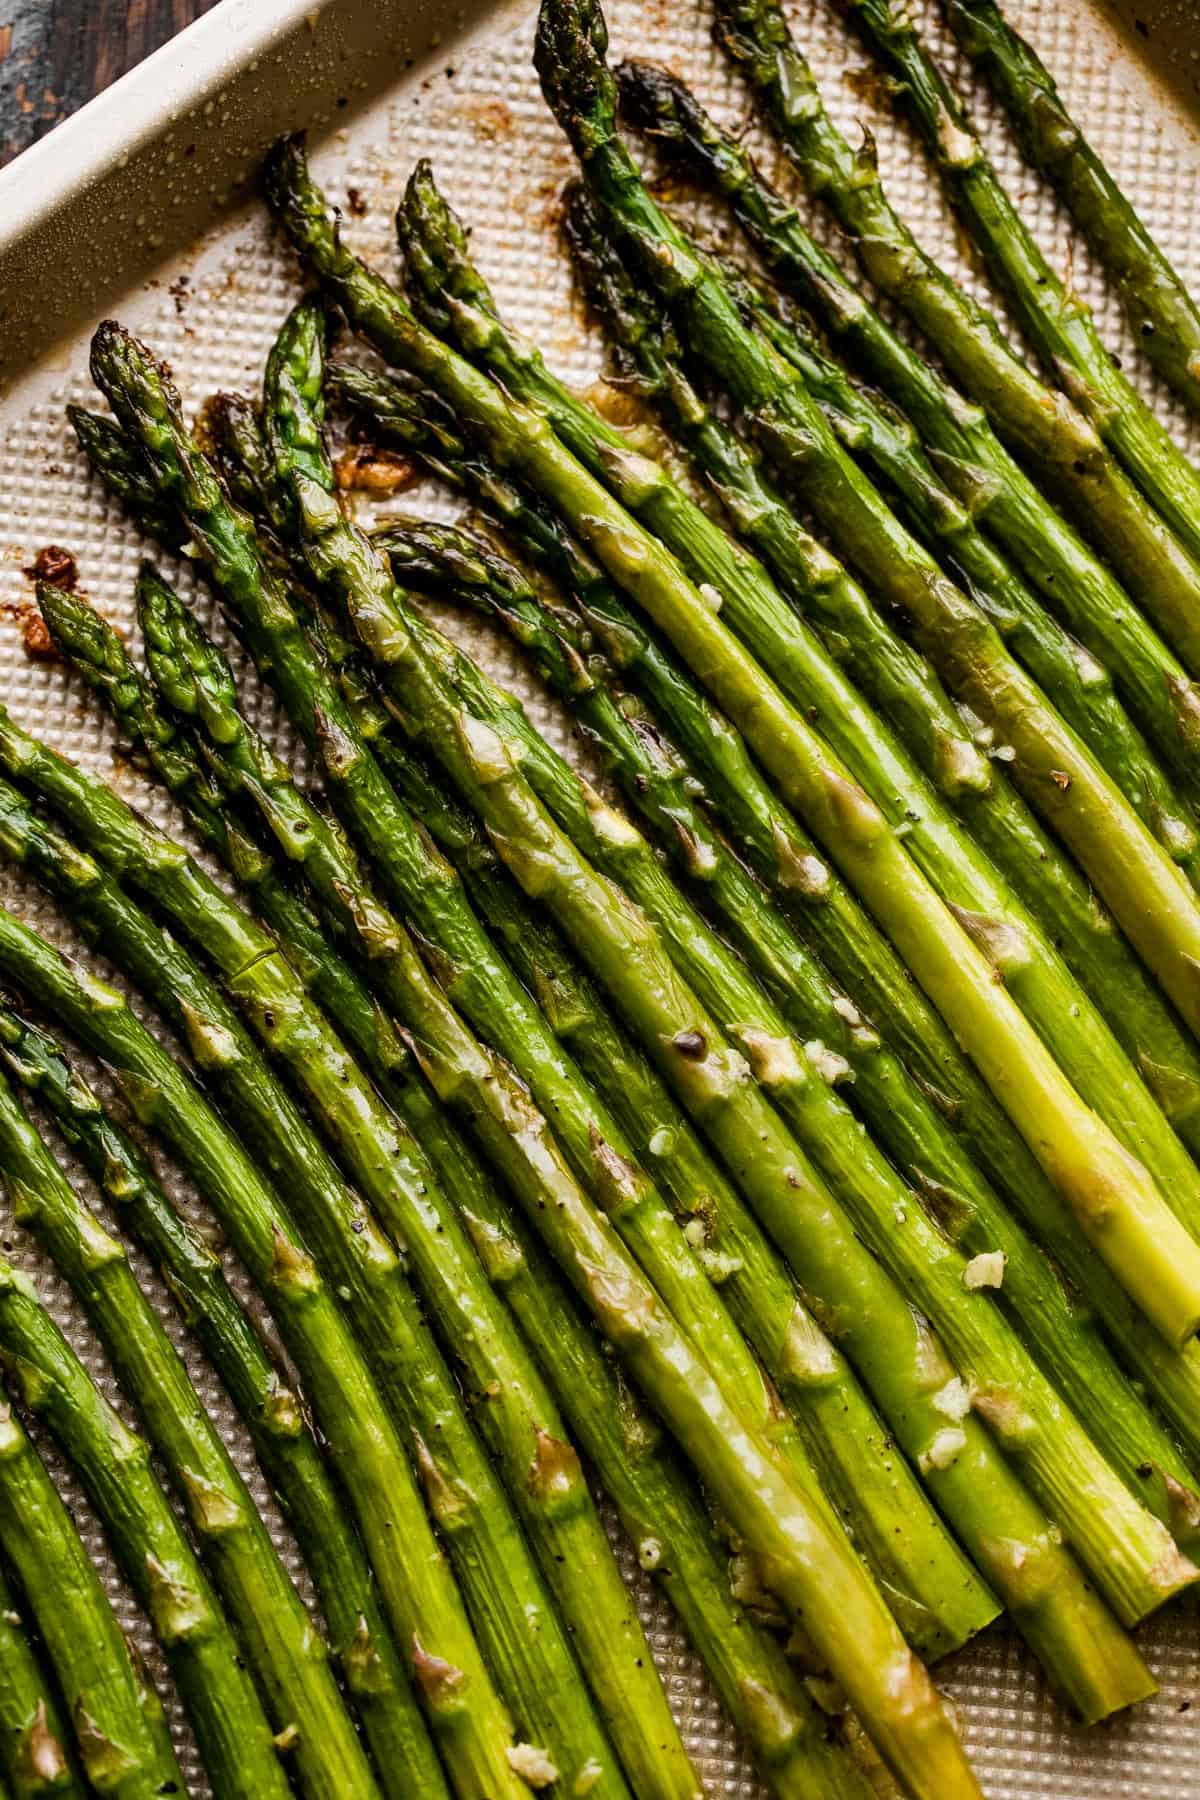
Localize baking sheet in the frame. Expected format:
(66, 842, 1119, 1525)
(1, 0, 1200, 1792)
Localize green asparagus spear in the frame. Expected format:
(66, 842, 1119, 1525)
(562, 172, 1200, 883)
(0, 1005, 439, 1800)
(943, 0, 1200, 412)
(0, 1560, 82, 1799)
(351, 515, 1192, 1627)
(0, 1381, 183, 1799)
(0, 1233, 285, 1798)
(265, 122, 1200, 1352)
(90, 322, 985, 1800)
(0, 1007, 380, 1800)
(384, 461, 1200, 1492)
(385, 513, 1200, 1549)
(46, 564, 876, 1800)
(709, 0, 1200, 674)
(0, 749, 642, 1800)
(140, 534, 991, 1667)
(545, 118, 1200, 1107)
(553, 173, 1200, 1162)
(610, 62, 1200, 816)
(391, 143, 1200, 1198)
(0, 904, 529, 1800)
(259, 304, 1175, 1701)
(836, 0, 1200, 580)
(86, 305, 996, 1668)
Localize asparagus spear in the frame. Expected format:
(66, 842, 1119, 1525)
(610, 65, 1200, 816)
(559, 128, 1200, 1089)
(0, 1560, 82, 1799)
(563, 173, 1200, 885)
(0, 753, 643, 1800)
(140, 544, 993, 1666)
(387, 513, 1200, 1540)
(709, 0, 1200, 674)
(0, 1237, 285, 1797)
(355, 512, 1193, 1618)
(836, 0, 1200, 578)
(85, 308, 996, 1665)
(554, 183, 1200, 1103)
(392, 466, 1200, 1491)
(944, 0, 1200, 412)
(261, 309, 1176, 1689)
(89, 326, 985, 1800)
(0, 905, 529, 1800)
(391, 151, 1200, 1201)
(266, 123, 1200, 1351)
(0, 1381, 183, 1799)
(47, 571, 878, 1800)
(0, 1030, 385, 1800)
(0, 1004, 442, 1800)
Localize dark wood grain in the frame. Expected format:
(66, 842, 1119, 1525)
(0, 0, 221, 166)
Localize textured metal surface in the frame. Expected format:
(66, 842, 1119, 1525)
(0, 0, 1199, 1792)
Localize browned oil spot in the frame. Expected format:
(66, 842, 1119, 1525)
(459, 97, 513, 140)
(1, 600, 58, 662)
(334, 443, 420, 495)
(23, 544, 77, 590)
(843, 61, 894, 111)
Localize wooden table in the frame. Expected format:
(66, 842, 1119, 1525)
(0, 0, 219, 166)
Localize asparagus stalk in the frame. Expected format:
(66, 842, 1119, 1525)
(709, 0, 1200, 674)
(610, 65, 1200, 818)
(0, 1560, 83, 1799)
(87, 307, 996, 1666)
(0, 906, 529, 1800)
(260, 309, 1176, 1692)
(142, 540, 992, 1666)
(0, 749, 642, 1800)
(90, 325, 985, 1800)
(556, 126, 1200, 1102)
(357, 516, 1193, 1622)
(267, 124, 1200, 1351)
(0, 1038, 385, 1800)
(0, 1237, 286, 1798)
(565, 173, 1200, 882)
(449, 1162, 878, 1800)
(835, 0, 1200, 578)
(391, 149, 1200, 1199)
(0, 1004, 443, 1800)
(208, 340, 997, 1657)
(51, 569, 878, 1800)
(388, 514, 1200, 1543)
(0, 1382, 182, 1800)
(122, 590, 690, 1800)
(944, 0, 1200, 412)
(555, 169, 1200, 1136)
(418, 471, 1200, 1493)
